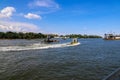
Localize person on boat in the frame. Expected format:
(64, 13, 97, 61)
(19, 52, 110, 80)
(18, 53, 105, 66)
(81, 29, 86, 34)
(71, 38, 78, 44)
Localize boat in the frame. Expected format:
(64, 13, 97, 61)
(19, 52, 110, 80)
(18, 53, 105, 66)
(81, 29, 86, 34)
(104, 34, 120, 40)
(70, 38, 78, 44)
(44, 35, 59, 43)
(66, 38, 80, 46)
(44, 39, 59, 43)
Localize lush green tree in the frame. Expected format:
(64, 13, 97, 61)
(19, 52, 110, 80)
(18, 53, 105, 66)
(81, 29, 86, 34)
(0, 32, 5, 39)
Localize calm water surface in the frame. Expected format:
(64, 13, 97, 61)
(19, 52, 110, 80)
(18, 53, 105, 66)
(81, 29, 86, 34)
(0, 39, 120, 80)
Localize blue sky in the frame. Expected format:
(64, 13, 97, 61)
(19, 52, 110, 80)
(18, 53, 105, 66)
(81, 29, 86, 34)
(0, 0, 120, 35)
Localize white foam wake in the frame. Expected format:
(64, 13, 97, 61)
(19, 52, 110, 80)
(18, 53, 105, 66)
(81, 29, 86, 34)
(0, 42, 80, 52)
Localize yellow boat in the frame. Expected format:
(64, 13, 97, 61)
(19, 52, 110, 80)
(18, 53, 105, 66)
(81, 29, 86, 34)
(71, 42, 78, 44)
(69, 38, 80, 46)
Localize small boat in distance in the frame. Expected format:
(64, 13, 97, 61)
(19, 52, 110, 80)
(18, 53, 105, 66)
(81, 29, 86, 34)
(104, 34, 120, 40)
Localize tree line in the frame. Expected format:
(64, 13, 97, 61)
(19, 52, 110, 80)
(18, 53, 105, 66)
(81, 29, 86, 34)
(0, 32, 46, 39)
(62, 34, 102, 38)
(0, 32, 102, 39)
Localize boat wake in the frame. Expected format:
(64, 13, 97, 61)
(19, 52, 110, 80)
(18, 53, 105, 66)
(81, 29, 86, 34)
(0, 42, 80, 52)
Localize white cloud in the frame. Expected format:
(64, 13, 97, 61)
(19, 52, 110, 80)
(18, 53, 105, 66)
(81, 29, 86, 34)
(29, 0, 59, 9)
(0, 21, 41, 32)
(0, 6, 16, 18)
(24, 13, 41, 19)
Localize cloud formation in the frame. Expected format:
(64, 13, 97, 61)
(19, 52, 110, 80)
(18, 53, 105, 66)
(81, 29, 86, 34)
(0, 6, 16, 18)
(29, 0, 59, 9)
(24, 13, 41, 19)
(0, 21, 40, 32)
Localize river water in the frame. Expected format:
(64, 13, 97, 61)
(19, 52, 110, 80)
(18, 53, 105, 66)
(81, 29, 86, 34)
(0, 39, 120, 80)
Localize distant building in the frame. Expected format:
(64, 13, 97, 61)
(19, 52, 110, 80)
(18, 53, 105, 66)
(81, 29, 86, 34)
(104, 34, 120, 40)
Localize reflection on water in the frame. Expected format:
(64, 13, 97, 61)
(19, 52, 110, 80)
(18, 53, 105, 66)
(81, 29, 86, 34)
(0, 39, 120, 80)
